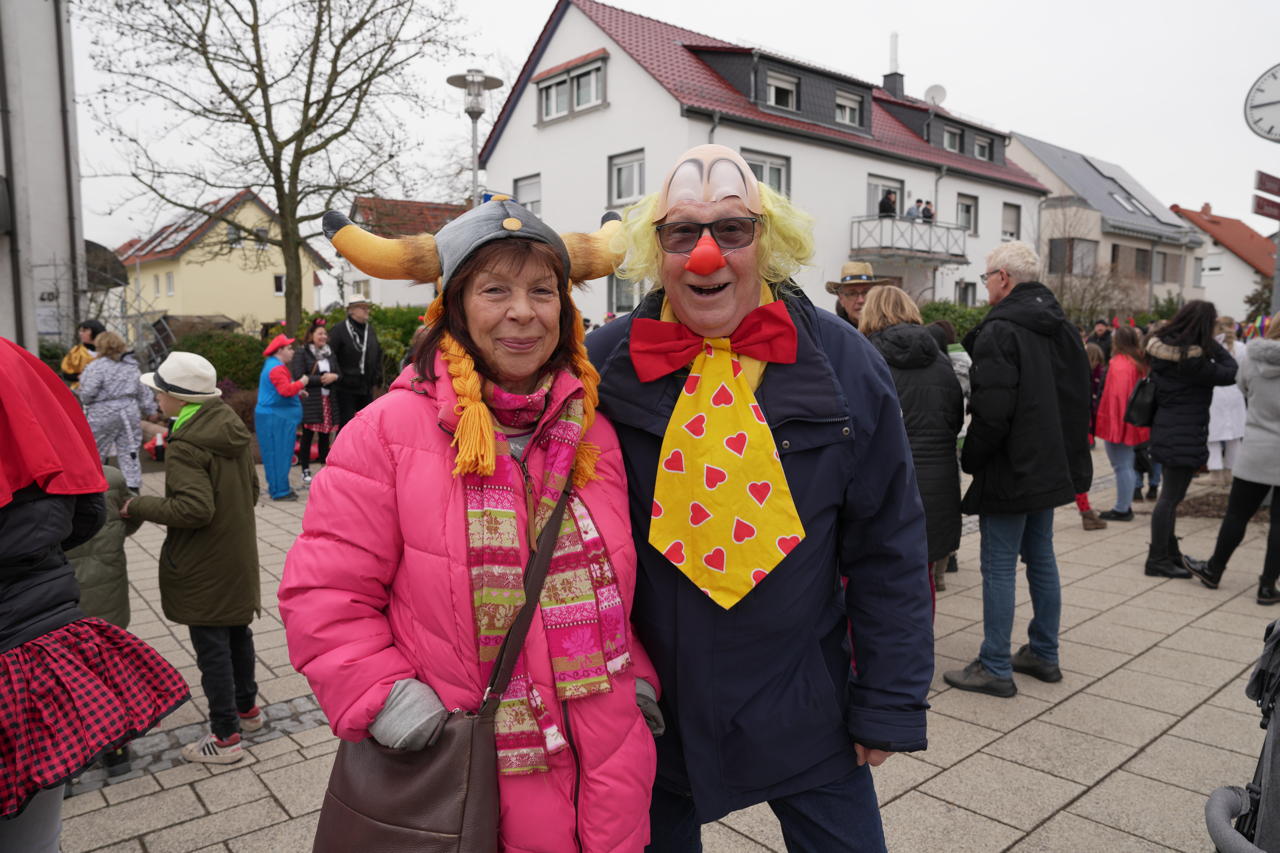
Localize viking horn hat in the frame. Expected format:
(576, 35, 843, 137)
(322, 199, 623, 288)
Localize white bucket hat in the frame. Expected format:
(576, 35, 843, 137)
(140, 352, 222, 402)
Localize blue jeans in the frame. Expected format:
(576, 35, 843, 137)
(647, 765, 886, 852)
(978, 509, 1061, 679)
(1104, 441, 1137, 513)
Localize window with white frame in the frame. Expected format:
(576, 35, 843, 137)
(975, 136, 993, 161)
(153, 275, 159, 297)
(514, 174, 541, 215)
(273, 274, 285, 296)
(1001, 203, 1021, 240)
(608, 274, 640, 313)
(609, 150, 645, 208)
(573, 65, 602, 109)
(943, 126, 963, 153)
(1204, 250, 1223, 274)
(165, 272, 174, 296)
(254, 227, 269, 250)
(766, 71, 798, 111)
(957, 194, 978, 235)
(226, 224, 242, 247)
(866, 176, 904, 217)
(537, 60, 605, 122)
(743, 149, 789, 195)
(835, 92, 862, 127)
(954, 280, 976, 307)
(539, 79, 570, 120)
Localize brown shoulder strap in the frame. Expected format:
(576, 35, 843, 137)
(479, 483, 573, 715)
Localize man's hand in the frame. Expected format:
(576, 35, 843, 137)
(119, 498, 133, 519)
(855, 744, 893, 767)
(299, 389, 309, 399)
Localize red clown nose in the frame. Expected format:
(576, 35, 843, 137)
(684, 233, 727, 276)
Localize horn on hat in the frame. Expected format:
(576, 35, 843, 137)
(321, 209, 623, 285)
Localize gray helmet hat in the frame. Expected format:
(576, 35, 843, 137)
(436, 199, 570, 291)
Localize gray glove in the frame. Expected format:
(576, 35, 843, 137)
(368, 678, 448, 751)
(636, 677, 665, 737)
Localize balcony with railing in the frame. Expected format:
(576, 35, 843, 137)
(849, 216, 969, 264)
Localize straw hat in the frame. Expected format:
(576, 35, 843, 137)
(825, 261, 889, 295)
(140, 352, 222, 402)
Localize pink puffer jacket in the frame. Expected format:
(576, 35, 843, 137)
(280, 358, 657, 852)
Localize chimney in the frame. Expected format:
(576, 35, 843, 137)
(1200, 203, 1212, 215)
(883, 32, 904, 98)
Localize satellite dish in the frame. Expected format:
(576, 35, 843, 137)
(924, 85, 947, 107)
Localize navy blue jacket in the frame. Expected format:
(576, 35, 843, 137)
(587, 285, 933, 822)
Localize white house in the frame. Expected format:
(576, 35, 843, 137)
(1170, 203, 1275, 321)
(479, 0, 1048, 321)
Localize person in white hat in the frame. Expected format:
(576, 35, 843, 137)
(127, 351, 265, 764)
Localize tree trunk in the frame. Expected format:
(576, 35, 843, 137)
(280, 225, 304, 335)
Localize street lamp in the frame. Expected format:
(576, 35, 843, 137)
(446, 68, 504, 208)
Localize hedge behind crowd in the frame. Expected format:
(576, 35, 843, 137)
(919, 301, 990, 341)
(173, 330, 264, 391)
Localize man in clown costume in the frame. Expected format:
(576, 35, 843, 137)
(587, 145, 933, 851)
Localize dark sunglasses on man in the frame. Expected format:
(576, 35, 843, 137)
(655, 217, 758, 254)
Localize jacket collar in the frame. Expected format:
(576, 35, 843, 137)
(596, 284, 850, 437)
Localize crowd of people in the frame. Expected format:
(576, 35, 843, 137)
(1, 142, 1276, 852)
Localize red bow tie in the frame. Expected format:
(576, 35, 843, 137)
(628, 300, 798, 382)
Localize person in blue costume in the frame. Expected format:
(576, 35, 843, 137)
(255, 334, 307, 501)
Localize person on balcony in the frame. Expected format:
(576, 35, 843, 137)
(826, 261, 888, 331)
(905, 199, 924, 221)
(878, 189, 897, 219)
(922, 201, 935, 222)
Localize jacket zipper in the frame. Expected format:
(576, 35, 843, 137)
(561, 699, 584, 852)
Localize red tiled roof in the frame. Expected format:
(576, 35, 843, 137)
(532, 48, 609, 83)
(482, 0, 1046, 193)
(1171, 203, 1276, 278)
(349, 197, 468, 238)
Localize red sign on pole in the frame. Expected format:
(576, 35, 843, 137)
(1258, 170, 1280, 198)
(1256, 194, 1280, 222)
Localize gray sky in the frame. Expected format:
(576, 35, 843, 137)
(75, 0, 1280, 248)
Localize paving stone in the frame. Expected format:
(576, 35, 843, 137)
(871, 752, 939, 804)
(1060, 586, 1130, 611)
(932, 655, 967, 693)
(194, 767, 270, 812)
(1008, 811, 1170, 852)
(227, 813, 321, 853)
(926, 687, 1051, 732)
(701, 820, 774, 852)
(1126, 589, 1219, 616)
(1086, 667, 1217, 715)
(1160, 625, 1267, 663)
(1041, 693, 1177, 747)
(933, 612, 975, 638)
(257, 673, 313, 704)
(1061, 619, 1164, 655)
(1069, 770, 1213, 853)
(1191, 608, 1276, 639)
(1170, 704, 1267, 756)
(718, 803, 785, 852)
(142, 798, 287, 853)
(91, 842, 146, 853)
(936, 594, 985, 621)
(984, 720, 1136, 785)
(1009, 667, 1093, 703)
(1090, 603, 1197, 634)
(1124, 734, 1259, 795)
(102, 773, 161, 805)
(916, 712, 1003, 768)
(880, 791, 1022, 852)
(61, 788, 107, 819)
(1056, 639, 1132, 677)
(154, 762, 212, 788)
(1125, 645, 1248, 688)
(258, 752, 337, 817)
(920, 752, 1083, 830)
(300, 740, 339, 759)
(250, 750, 307, 775)
(60, 787, 206, 853)
(289, 726, 334, 748)
(1207, 676, 1257, 716)
(1069, 572, 1164, 598)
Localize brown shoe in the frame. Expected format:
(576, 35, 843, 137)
(1080, 509, 1107, 531)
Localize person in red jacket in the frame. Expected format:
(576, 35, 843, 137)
(1094, 326, 1150, 522)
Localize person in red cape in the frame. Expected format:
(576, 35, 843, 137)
(0, 337, 188, 852)
(586, 145, 932, 852)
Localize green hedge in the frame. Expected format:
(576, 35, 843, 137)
(920, 301, 990, 341)
(173, 330, 265, 391)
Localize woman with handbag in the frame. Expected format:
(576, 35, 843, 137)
(1143, 301, 1238, 578)
(290, 318, 340, 484)
(1093, 326, 1150, 522)
(280, 200, 659, 852)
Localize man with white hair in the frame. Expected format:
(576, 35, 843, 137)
(943, 241, 1092, 698)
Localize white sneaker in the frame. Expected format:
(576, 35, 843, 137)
(301, 469, 313, 485)
(181, 732, 244, 764)
(238, 706, 265, 732)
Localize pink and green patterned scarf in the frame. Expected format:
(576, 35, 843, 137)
(467, 373, 632, 775)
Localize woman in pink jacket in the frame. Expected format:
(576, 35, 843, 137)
(1094, 325, 1150, 522)
(279, 200, 658, 852)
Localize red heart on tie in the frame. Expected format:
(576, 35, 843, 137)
(689, 502, 712, 526)
(732, 359, 743, 378)
(703, 547, 726, 571)
(732, 518, 756, 543)
(652, 500, 663, 519)
(683, 414, 707, 438)
(711, 384, 735, 407)
(751, 403, 766, 425)
(724, 432, 747, 456)
(663, 541, 686, 565)
(684, 374, 700, 396)
(704, 342, 714, 357)
(776, 535, 800, 556)
(751, 569, 769, 585)
(704, 465, 728, 489)
(663, 449, 685, 473)
(748, 481, 771, 506)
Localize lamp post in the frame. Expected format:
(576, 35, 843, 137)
(446, 68, 504, 208)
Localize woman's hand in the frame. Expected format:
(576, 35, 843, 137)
(119, 498, 133, 519)
(320, 372, 338, 385)
(299, 389, 309, 399)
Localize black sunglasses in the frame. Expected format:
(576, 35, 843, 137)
(655, 217, 758, 254)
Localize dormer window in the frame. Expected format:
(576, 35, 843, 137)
(573, 66, 602, 109)
(975, 136, 993, 161)
(943, 127, 963, 153)
(835, 92, 863, 127)
(534, 52, 608, 124)
(767, 71, 798, 111)
(1110, 192, 1136, 213)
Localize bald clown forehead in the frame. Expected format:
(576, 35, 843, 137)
(653, 144, 763, 222)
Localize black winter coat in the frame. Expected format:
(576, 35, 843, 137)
(961, 282, 1092, 515)
(328, 318, 383, 393)
(868, 323, 964, 562)
(291, 345, 342, 424)
(587, 286, 933, 823)
(1146, 337, 1238, 468)
(0, 484, 105, 652)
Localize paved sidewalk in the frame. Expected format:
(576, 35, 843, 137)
(60, 453, 1275, 852)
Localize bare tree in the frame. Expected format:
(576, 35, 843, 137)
(80, 0, 461, 331)
(1039, 200, 1146, 323)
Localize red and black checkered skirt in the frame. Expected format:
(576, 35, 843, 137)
(0, 617, 189, 818)
(303, 394, 337, 434)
